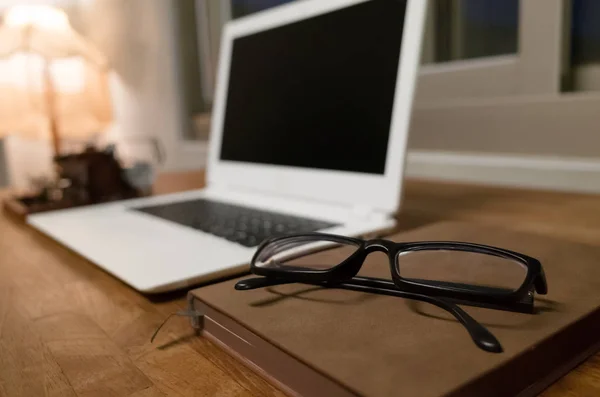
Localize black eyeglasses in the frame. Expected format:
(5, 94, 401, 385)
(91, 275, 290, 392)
(235, 233, 548, 353)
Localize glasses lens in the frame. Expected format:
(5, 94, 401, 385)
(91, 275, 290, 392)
(255, 236, 360, 271)
(397, 249, 527, 293)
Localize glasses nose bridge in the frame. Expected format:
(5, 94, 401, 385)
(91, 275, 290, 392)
(363, 239, 392, 254)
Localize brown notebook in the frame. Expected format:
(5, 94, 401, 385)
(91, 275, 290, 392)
(188, 222, 600, 397)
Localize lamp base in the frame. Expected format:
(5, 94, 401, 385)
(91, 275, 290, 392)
(3, 191, 104, 221)
(3, 194, 74, 221)
(3, 145, 151, 221)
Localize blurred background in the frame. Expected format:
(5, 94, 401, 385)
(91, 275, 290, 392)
(0, 0, 599, 193)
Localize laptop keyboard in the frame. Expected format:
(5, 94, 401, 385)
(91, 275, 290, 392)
(134, 198, 337, 248)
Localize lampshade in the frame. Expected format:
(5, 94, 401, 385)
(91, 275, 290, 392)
(0, 4, 112, 141)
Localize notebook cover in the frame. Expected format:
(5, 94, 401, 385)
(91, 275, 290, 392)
(188, 222, 600, 397)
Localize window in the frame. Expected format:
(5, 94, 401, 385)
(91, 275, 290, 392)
(410, 0, 600, 185)
(418, 0, 565, 102)
(569, 0, 600, 91)
(423, 0, 518, 64)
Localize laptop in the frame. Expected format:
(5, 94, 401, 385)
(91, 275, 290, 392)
(28, 0, 426, 293)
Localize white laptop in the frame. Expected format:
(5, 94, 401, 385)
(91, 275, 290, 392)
(29, 0, 426, 293)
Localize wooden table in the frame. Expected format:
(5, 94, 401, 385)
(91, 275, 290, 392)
(1, 171, 599, 396)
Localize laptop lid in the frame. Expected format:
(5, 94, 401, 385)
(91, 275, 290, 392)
(207, 0, 426, 213)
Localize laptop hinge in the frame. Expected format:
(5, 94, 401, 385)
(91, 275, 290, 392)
(209, 184, 385, 220)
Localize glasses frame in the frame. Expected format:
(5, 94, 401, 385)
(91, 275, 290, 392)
(236, 233, 548, 353)
(248, 233, 546, 304)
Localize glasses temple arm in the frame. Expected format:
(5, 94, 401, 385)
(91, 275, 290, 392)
(235, 276, 299, 290)
(336, 281, 502, 353)
(235, 277, 503, 353)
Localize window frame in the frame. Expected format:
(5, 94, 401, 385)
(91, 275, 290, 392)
(416, 0, 567, 102)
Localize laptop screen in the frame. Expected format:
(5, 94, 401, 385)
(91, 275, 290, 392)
(219, 0, 407, 175)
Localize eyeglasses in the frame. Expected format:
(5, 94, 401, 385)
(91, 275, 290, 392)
(235, 233, 548, 353)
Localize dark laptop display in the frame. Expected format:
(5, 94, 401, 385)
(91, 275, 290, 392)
(220, 0, 407, 175)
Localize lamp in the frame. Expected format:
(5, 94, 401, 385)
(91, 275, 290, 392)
(0, 5, 145, 220)
(0, 4, 112, 156)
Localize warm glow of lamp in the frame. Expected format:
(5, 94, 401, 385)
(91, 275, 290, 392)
(0, 4, 112, 156)
(5, 5, 70, 30)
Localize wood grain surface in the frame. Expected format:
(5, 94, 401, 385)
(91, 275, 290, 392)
(0, 171, 599, 397)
